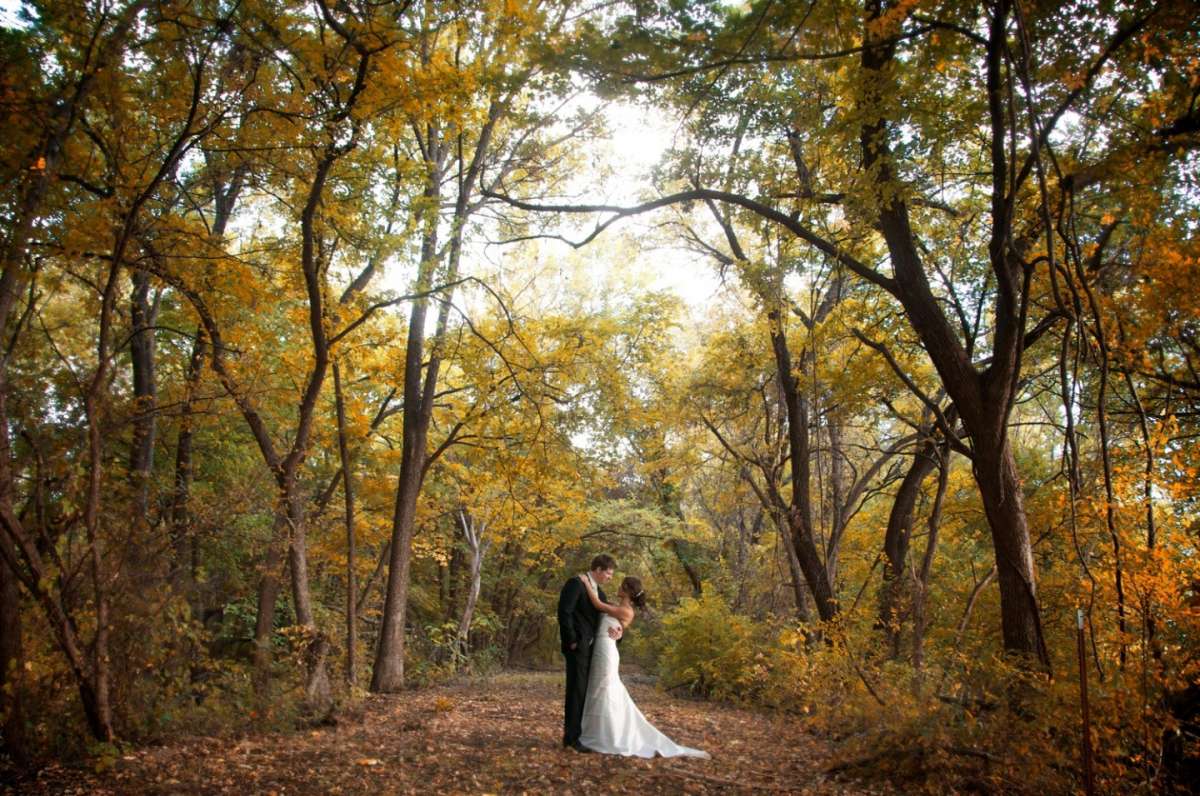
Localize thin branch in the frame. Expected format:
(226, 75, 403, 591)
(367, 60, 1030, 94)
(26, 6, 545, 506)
(483, 186, 893, 292)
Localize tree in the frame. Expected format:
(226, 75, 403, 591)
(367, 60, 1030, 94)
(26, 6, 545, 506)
(371, 0, 597, 690)
(0, 0, 246, 740)
(494, 0, 1199, 666)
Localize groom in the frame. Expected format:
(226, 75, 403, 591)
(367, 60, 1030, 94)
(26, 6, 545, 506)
(557, 553, 621, 751)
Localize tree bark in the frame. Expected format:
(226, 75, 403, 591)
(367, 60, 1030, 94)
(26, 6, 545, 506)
(668, 539, 703, 597)
(333, 361, 357, 687)
(0, 530, 26, 764)
(371, 168, 442, 691)
(860, 0, 1050, 667)
(879, 432, 940, 657)
(972, 439, 1047, 663)
(128, 270, 159, 521)
(0, 0, 161, 744)
(81, 260, 122, 743)
(768, 308, 836, 621)
(825, 417, 847, 585)
(373, 100, 501, 691)
(229, 5, 376, 703)
(287, 487, 330, 708)
(169, 164, 241, 594)
(251, 511, 288, 689)
(692, 194, 845, 621)
(912, 445, 948, 670)
(454, 509, 489, 664)
(169, 328, 206, 593)
(249, 137, 340, 702)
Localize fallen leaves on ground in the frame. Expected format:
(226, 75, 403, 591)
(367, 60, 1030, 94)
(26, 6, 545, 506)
(9, 671, 879, 794)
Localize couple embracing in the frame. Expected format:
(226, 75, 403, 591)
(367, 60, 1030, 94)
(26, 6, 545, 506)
(556, 554, 709, 758)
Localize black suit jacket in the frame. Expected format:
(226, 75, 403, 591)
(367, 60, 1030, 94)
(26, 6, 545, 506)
(557, 576, 606, 655)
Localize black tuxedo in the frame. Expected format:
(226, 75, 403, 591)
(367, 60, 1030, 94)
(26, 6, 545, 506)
(557, 575, 605, 747)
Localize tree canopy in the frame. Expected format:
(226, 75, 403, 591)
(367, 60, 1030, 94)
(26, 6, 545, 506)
(1, 0, 1198, 791)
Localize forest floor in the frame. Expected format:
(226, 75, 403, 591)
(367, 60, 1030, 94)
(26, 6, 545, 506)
(9, 670, 882, 795)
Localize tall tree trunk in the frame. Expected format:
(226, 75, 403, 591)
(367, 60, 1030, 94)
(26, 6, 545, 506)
(0, 0, 151, 745)
(372, 101, 499, 691)
(374, 248, 459, 688)
(0, 264, 29, 764)
(372, 458, 425, 689)
(371, 177, 441, 691)
(768, 309, 836, 621)
(911, 444, 948, 670)
(454, 509, 489, 664)
(169, 328, 206, 593)
(696, 173, 844, 622)
(232, 140, 344, 700)
(879, 433, 940, 657)
(0, 531, 26, 764)
(860, 0, 1049, 667)
(80, 254, 125, 743)
(219, 1, 377, 698)
(287, 486, 330, 708)
(825, 416, 846, 585)
(169, 166, 240, 595)
(252, 509, 288, 691)
(332, 361, 358, 687)
(972, 438, 1047, 663)
(0, 156, 43, 766)
(249, 336, 335, 704)
(128, 271, 159, 521)
(279, 143, 339, 706)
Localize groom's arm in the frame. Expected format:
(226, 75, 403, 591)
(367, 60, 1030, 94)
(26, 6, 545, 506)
(557, 578, 584, 651)
(595, 587, 624, 643)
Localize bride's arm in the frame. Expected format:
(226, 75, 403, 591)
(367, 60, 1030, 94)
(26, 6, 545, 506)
(578, 575, 610, 611)
(578, 576, 634, 624)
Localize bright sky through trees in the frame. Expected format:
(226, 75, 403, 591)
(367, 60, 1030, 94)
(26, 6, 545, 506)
(0, 1, 18, 27)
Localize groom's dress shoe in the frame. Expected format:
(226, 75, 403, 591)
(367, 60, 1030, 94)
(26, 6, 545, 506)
(571, 742, 594, 753)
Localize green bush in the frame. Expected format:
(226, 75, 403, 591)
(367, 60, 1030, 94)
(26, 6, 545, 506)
(655, 593, 769, 702)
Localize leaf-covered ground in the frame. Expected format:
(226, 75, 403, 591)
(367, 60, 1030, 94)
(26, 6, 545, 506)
(8, 670, 878, 795)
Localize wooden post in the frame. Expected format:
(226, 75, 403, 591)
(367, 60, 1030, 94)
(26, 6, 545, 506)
(1077, 609, 1095, 795)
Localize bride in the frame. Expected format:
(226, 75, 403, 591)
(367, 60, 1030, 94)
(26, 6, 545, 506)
(576, 574, 710, 759)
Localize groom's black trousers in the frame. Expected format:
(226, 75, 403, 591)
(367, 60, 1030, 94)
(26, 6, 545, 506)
(562, 641, 592, 747)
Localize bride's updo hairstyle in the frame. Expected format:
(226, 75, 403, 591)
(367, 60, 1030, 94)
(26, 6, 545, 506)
(621, 576, 647, 609)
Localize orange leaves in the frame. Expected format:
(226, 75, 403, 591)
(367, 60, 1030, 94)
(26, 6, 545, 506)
(1060, 68, 1089, 91)
(864, 0, 929, 42)
(59, 672, 798, 795)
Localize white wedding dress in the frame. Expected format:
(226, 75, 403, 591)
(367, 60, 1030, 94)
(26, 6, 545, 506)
(578, 615, 710, 758)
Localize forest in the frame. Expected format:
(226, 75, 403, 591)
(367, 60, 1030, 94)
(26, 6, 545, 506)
(1, 0, 1198, 792)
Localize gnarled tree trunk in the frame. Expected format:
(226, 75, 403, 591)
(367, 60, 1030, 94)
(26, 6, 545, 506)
(860, 0, 1049, 667)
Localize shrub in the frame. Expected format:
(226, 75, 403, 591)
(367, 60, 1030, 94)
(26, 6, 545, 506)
(655, 593, 767, 702)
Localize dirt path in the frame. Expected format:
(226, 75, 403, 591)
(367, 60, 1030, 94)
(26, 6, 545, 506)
(13, 671, 876, 794)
